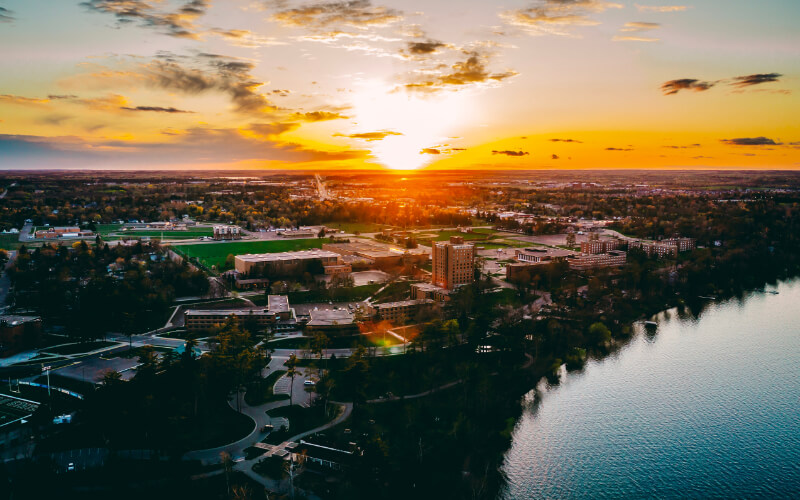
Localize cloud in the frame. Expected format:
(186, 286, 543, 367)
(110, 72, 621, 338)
(292, 110, 349, 122)
(492, 150, 529, 156)
(121, 105, 194, 113)
(606, 147, 633, 151)
(271, 0, 402, 31)
(210, 28, 286, 47)
(501, 0, 624, 36)
(0, 94, 51, 106)
(621, 21, 660, 32)
(0, 6, 14, 23)
(613, 35, 659, 42)
(661, 78, 715, 95)
(663, 144, 701, 149)
(71, 54, 275, 114)
(721, 137, 781, 146)
(420, 148, 441, 154)
(551, 154, 559, 159)
(635, 4, 687, 12)
(403, 50, 517, 93)
(334, 130, 402, 141)
(403, 40, 447, 57)
(730, 73, 782, 88)
(0, 127, 368, 169)
(81, 0, 210, 39)
(549, 138, 583, 143)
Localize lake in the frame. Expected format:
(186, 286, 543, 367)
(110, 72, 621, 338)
(500, 279, 800, 499)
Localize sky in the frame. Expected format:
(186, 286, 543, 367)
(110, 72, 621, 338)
(0, 0, 799, 171)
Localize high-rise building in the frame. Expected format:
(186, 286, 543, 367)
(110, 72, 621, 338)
(431, 236, 475, 289)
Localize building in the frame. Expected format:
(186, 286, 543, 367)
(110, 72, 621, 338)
(0, 315, 42, 357)
(580, 238, 624, 254)
(323, 241, 428, 269)
(298, 440, 358, 472)
(213, 225, 242, 240)
(629, 237, 695, 258)
(34, 226, 92, 239)
(323, 263, 352, 276)
(506, 262, 538, 281)
(279, 230, 316, 238)
(368, 299, 435, 323)
(234, 249, 341, 277)
(566, 250, 627, 271)
(306, 308, 358, 335)
(184, 295, 295, 332)
(514, 247, 574, 263)
(431, 236, 475, 290)
(411, 282, 451, 302)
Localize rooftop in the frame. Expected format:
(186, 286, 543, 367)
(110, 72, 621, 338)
(235, 249, 340, 263)
(268, 295, 290, 313)
(307, 308, 354, 326)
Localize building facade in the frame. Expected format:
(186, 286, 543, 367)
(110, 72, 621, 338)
(567, 250, 627, 270)
(580, 238, 624, 254)
(213, 225, 242, 240)
(234, 249, 341, 277)
(368, 299, 435, 323)
(184, 295, 294, 332)
(431, 236, 475, 290)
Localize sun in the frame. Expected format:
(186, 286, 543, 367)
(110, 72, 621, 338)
(349, 80, 471, 170)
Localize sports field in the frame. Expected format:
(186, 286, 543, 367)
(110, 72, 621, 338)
(172, 238, 324, 269)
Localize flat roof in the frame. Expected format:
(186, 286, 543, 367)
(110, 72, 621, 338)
(268, 295, 290, 313)
(185, 308, 276, 317)
(376, 299, 434, 309)
(517, 247, 574, 257)
(235, 249, 340, 263)
(308, 309, 354, 326)
(0, 315, 41, 326)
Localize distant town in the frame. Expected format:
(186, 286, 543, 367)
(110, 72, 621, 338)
(0, 170, 799, 499)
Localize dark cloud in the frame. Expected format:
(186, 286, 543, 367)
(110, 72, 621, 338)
(661, 78, 715, 95)
(721, 137, 781, 146)
(81, 0, 210, 39)
(420, 148, 441, 155)
(730, 73, 782, 88)
(663, 144, 701, 149)
(121, 105, 194, 113)
(48, 94, 79, 100)
(0, 7, 15, 23)
(606, 147, 633, 151)
(551, 154, 559, 160)
(142, 55, 274, 114)
(271, 0, 402, 30)
(549, 138, 582, 143)
(334, 130, 402, 141)
(405, 40, 446, 56)
(292, 110, 349, 122)
(492, 150, 529, 156)
(501, 0, 624, 36)
(404, 51, 517, 93)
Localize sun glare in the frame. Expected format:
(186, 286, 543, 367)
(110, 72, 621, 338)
(350, 80, 471, 170)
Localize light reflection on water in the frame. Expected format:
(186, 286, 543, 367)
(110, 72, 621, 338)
(500, 280, 800, 499)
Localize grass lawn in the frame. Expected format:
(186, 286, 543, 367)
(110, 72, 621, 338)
(172, 238, 324, 269)
(94, 223, 123, 235)
(0, 233, 24, 250)
(44, 340, 118, 355)
(244, 369, 288, 406)
(100, 345, 174, 359)
(321, 221, 387, 234)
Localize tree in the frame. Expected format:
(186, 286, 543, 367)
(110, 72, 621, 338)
(225, 253, 236, 270)
(220, 451, 233, 496)
(566, 232, 576, 248)
(286, 353, 298, 406)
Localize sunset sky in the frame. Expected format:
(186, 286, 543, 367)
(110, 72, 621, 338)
(1, 0, 799, 170)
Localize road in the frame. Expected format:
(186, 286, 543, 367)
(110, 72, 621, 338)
(314, 174, 329, 200)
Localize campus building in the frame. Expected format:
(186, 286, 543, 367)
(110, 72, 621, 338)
(566, 250, 627, 270)
(306, 308, 358, 335)
(368, 299, 436, 323)
(0, 315, 42, 357)
(34, 226, 92, 239)
(629, 237, 695, 258)
(514, 247, 574, 263)
(234, 249, 341, 277)
(213, 225, 242, 240)
(411, 282, 451, 302)
(323, 241, 428, 269)
(184, 295, 295, 332)
(580, 238, 625, 254)
(431, 236, 475, 290)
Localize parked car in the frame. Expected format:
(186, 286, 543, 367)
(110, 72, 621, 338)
(304, 380, 315, 386)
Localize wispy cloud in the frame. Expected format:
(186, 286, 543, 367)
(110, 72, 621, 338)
(403, 50, 517, 93)
(81, 0, 211, 39)
(550, 138, 583, 143)
(492, 149, 529, 156)
(730, 73, 782, 88)
(635, 4, 687, 13)
(121, 105, 194, 113)
(0, 6, 14, 23)
(501, 0, 624, 37)
(721, 137, 780, 146)
(271, 0, 402, 31)
(661, 78, 715, 95)
(334, 130, 402, 141)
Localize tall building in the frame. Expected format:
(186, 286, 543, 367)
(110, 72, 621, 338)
(580, 238, 624, 254)
(431, 236, 475, 290)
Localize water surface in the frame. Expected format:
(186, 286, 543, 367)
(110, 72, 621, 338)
(501, 279, 800, 499)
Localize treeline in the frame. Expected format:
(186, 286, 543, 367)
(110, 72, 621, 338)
(8, 241, 209, 338)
